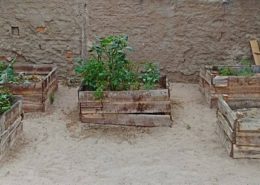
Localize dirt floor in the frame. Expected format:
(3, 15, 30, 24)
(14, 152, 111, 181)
(0, 83, 260, 185)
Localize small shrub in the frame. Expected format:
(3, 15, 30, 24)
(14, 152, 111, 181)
(140, 63, 160, 90)
(0, 59, 16, 84)
(219, 58, 254, 76)
(0, 87, 13, 114)
(75, 35, 161, 99)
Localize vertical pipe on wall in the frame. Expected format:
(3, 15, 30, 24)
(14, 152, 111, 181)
(81, 1, 88, 59)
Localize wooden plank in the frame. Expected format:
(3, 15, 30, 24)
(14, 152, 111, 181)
(214, 87, 260, 94)
(216, 121, 233, 157)
(237, 118, 260, 132)
(217, 97, 237, 129)
(228, 99, 260, 109)
(80, 101, 171, 114)
(80, 114, 172, 127)
(217, 111, 235, 142)
(233, 144, 260, 159)
(0, 98, 22, 133)
(250, 40, 260, 65)
(200, 66, 216, 85)
(0, 116, 23, 153)
(213, 76, 228, 87)
(79, 89, 169, 102)
(236, 132, 260, 146)
(13, 64, 54, 73)
(4, 83, 43, 92)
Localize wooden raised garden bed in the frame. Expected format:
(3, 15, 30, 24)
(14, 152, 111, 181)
(78, 77, 172, 127)
(3, 64, 58, 112)
(0, 97, 23, 160)
(216, 96, 260, 159)
(200, 65, 260, 108)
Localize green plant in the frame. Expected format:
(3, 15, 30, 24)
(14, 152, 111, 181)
(75, 35, 161, 99)
(0, 87, 13, 114)
(238, 58, 254, 76)
(75, 58, 108, 91)
(0, 59, 16, 84)
(219, 58, 254, 77)
(219, 67, 236, 76)
(141, 63, 160, 90)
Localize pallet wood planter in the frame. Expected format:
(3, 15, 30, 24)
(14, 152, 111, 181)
(2, 64, 58, 112)
(78, 76, 172, 127)
(199, 65, 260, 108)
(216, 96, 260, 159)
(0, 97, 23, 160)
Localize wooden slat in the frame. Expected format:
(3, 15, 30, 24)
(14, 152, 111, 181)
(0, 117, 23, 157)
(217, 97, 237, 129)
(250, 40, 260, 65)
(80, 101, 171, 114)
(237, 118, 260, 133)
(214, 86, 260, 94)
(79, 89, 169, 102)
(0, 98, 22, 133)
(233, 144, 260, 159)
(80, 114, 172, 127)
(227, 99, 260, 109)
(13, 64, 53, 73)
(213, 76, 228, 87)
(217, 111, 235, 142)
(216, 121, 233, 157)
(199, 66, 214, 85)
(236, 132, 260, 146)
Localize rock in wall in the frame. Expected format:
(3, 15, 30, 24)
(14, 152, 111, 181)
(0, 0, 260, 82)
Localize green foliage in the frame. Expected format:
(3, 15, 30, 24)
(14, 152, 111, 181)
(219, 58, 254, 77)
(75, 58, 108, 91)
(238, 58, 254, 76)
(0, 87, 13, 114)
(75, 35, 161, 99)
(141, 63, 160, 90)
(0, 59, 16, 84)
(219, 67, 236, 76)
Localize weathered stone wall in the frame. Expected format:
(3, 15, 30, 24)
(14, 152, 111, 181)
(1, 0, 260, 82)
(87, 0, 260, 82)
(0, 0, 86, 78)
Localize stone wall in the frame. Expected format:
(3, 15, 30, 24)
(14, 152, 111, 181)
(0, 0, 86, 78)
(0, 0, 260, 82)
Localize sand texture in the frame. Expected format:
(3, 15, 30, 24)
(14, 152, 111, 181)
(0, 83, 260, 185)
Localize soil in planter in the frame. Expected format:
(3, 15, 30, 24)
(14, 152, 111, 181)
(235, 108, 260, 119)
(14, 74, 45, 84)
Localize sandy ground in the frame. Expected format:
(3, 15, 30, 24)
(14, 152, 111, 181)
(0, 83, 260, 185)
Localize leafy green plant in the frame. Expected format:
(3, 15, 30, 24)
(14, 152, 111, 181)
(0, 59, 42, 84)
(75, 35, 161, 99)
(141, 63, 160, 90)
(0, 87, 13, 114)
(238, 58, 254, 76)
(219, 67, 236, 76)
(219, 58, 254, 77)
(0, 59, 16, 84)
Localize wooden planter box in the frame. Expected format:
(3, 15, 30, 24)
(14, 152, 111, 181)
(0, 97, 23, 160)
(217, 97, 260, 159)
(78, 77, 172, 127)
(3, 64, 58, 112)
(200, 65, 260, 108)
